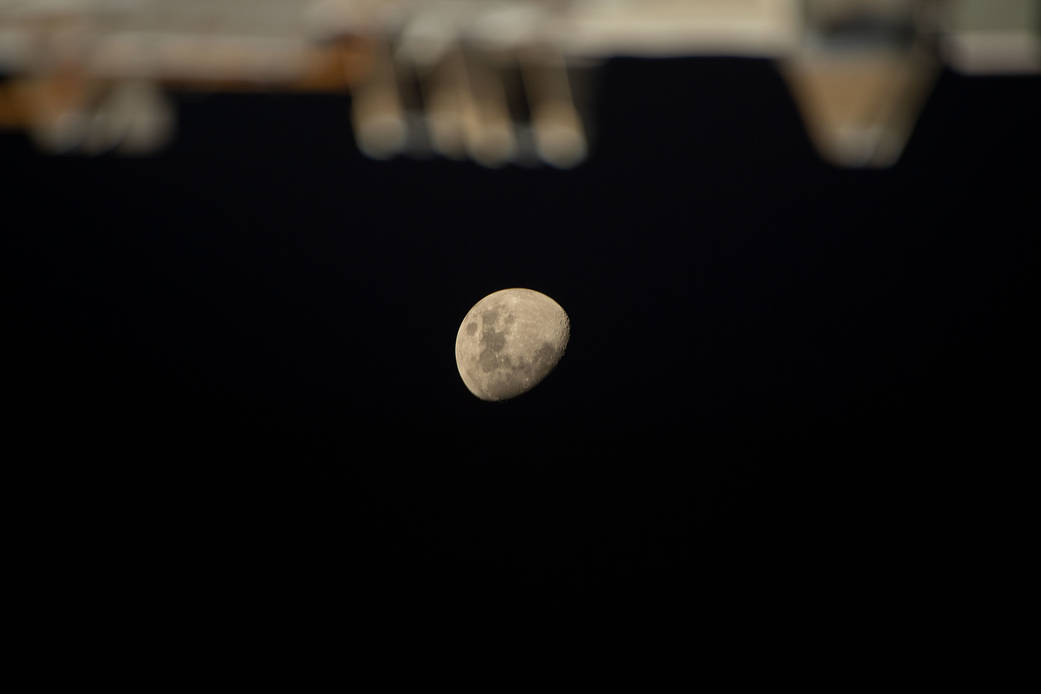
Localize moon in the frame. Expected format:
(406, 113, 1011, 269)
(455, 288, 570, 401)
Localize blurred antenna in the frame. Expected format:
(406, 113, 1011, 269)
(780, 1, 941, 167)
(351, 39, 408, 159)
(521, 47, 587, 169)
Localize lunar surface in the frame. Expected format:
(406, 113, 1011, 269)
(455, 288, 570, 401)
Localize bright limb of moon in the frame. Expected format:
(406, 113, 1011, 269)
(455, 288, 569, 401)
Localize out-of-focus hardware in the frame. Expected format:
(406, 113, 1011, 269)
(0, 1, 1037, 167)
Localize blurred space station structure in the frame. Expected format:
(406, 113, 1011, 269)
(0, 0, 1037, 167)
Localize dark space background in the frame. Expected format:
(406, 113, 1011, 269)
(4, 58, 1038, 618)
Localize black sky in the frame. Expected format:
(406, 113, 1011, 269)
(5, 58, 1038, 613)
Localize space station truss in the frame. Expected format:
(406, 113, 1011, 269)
(0, 0, 1038, 167)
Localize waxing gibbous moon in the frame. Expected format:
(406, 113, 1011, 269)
(455, 288, 570, 401)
